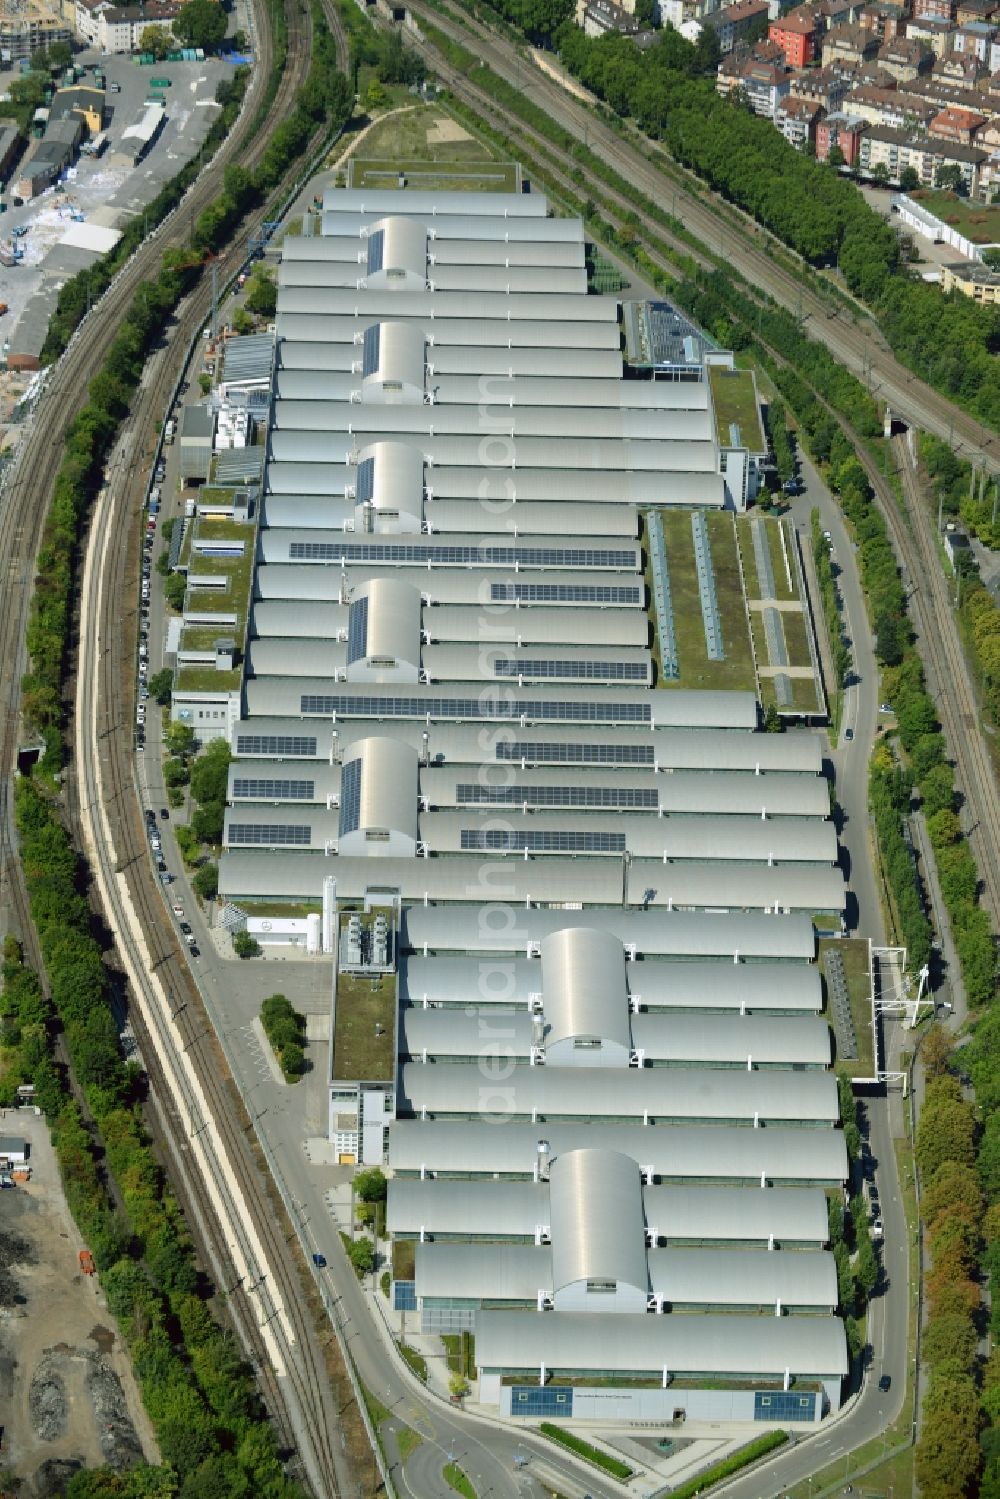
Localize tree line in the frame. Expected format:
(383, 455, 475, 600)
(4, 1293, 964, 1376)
(7, 783, 310, 1499)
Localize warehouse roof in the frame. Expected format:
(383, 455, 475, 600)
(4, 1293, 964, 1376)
(278, 336, 623, 378)
(398, 1008, 832, 1067)
(398, 1062, 839, 1123)
(322, 188, 548, 216)
(401, 906, 816, 959)
(550, 1149, 648, 1295)
(386, 1177, 831, 1243)
(475, 1311, 848, 1377)
(398, 955, 823, 1012)
(388, 1119, 849, 1183)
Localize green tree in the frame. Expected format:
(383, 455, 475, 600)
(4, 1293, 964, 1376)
(163, 757, 189, 789)
(916, 1372, 982, 1497)
(922, 1312, 978, 1372)
(192, 862, 218, 901)
(244, 272, 277, 318)
(871, 162, 891, 188)
(190, 738, 231, 805)
(934, 163, 965, 193)
(916, 1094, 976, 1177)
(355, 1166, 388, 1203)
(347, 1235, 374, 1276)
(149, 667, 173, 705)
(231, 307, 254, 336)
(164, 572, 186, 612)
(172, 0, 227, 50)
(232, 930, 259, 959)
(900, 165, 920, 191)
(140, 23, 172, 57)
(191, 801, 224, 846)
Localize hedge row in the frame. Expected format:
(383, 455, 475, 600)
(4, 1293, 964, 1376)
(538, 1423, 632, 1479)
(666, 1428, 788, 1499)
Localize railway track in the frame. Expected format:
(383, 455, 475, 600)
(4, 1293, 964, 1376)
(0, 0, 356, 1491)
(407, 1, 1000, 932)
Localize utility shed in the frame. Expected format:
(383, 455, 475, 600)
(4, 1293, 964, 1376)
(179, 405, 215, 484)
(0, 1136, 28, 1164)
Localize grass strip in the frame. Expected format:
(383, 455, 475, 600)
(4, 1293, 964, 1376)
(667, 1429, 788, 1498)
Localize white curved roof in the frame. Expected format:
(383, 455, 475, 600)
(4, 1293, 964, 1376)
(549, 1149, 647, 1296)
(476, 1311, 849, 1378)
(648, 1247, 837, 1308)
(342, 735, 419, 842)
(388, 1119, 849, 1183)
(351, 576, 422, 668)
(399, 1062, 839, 1124)
(540, 927, 629, 1050)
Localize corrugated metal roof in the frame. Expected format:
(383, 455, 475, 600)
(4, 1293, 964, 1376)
(278, 337, 623, 378)
(626, 860, 845, 914)
(322, 188, 547, 216)
(280, 259, 587, 295)
(423, 466, 725, 506)
(475, 1310, 848, 1378)
(275, 312, 623, 351)
(251, 599, 347, 639)
(398, 955, 821, 1012)
(401, 906, 815, 959)
(542, 928, 630, 1050)
(387, 1177, 831, 1244)
(550, 1149, 647, 1294)
(214, 447, 264, 484)
(387, 1119, 848, 1183)
(277, 287, 615, 323)
(399, 1062, 839, 1123)
(222, 331, 275, 383)
(424, 606, 648, 647)
(398, 1007, 831, 1066)
(416, 1241, 549, 1300)
(424, 501, 641, 539)
(647, 1247, 837, 1308)
(318, 210, 582, 241)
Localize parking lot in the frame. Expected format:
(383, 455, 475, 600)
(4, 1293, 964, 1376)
(0, 48, 232, 364)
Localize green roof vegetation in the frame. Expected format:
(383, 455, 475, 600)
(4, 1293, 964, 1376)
(708, 365, 765, 454)
(648, 510, 756, 693)
(197, 514, 251, 542)
(333, 968, 397, 1082)
(178, 625, 236, 652)
(174, 664, 242, 693)
(910, 189, 1000, 245)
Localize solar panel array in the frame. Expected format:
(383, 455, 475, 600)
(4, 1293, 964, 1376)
(647, 512, 679, 681)
(231, 778, 316, 799)
(356, 456, 375, 504)
(347, 595, 369, 665)
(362, 323, 381, 376)
(228, 823, 312, 846)
(763, 606, 789, 668)
(492, 657, 648, 682)
(489, 583, 642, 606)
(456, 784, 658, 809)
(286, 541, 637, 569)
(751, 517, 777, 601)
(824, 949, 858, 1061)
(459, 829, 627, 852)
(367, 229, 385, 276)
(301, 693, 652, 723)
(235, 734, 318, 756)
(339, 758, 362, 838)
(691, 512, 725, 662)
(495, 740, 655, 765)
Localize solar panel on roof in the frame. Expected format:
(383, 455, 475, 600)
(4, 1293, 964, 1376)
(362, 323, 381, 376)
(228, 823, 312, 845)
(347, 595, 369, 665)
(496, 740, 655, 764)
(456, 783, 657, 808)
(367, 229, 385, 276)
(235, 734, 318, 756)
(300, 693, 651, 723)
(459, 829, 626, 852)
(231, 778, 315, 799)
(492, 658, 648, 681)
(286, 541, 637, 569)
(490, 583, 642, 606)
(356, 456, 375, 504)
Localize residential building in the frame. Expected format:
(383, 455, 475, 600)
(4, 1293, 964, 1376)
(914, 0, 955, 20)
(705, 0, 771, 53)
(822, 22, 882, 62)
(777, 91, 826, 141)
(877, 34, 934, 77)
(48, 84, 104, 137)
(0, 0, 70, 61)
(816, 108, 867, 157)
(842, 85, 937, 127)
(717, 42, 793, 113)
(579, 0, 647, 35)
(941, 259, 1000, 296)
(933, 45, 988, 79)
(930, 102, 987, 139)
(853, 60, 899, 84)
(958, 0, 997, 20)
(790, 63, 853, 106)
(858, 1, 908, 38)
(769, 4, 820, 65)
(73, 0, 183, 51)
(815, 0, 859, 29)
(858, 123, 987, 187)
(905, 14, 958, 51)
(952, 16, 997, 53)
